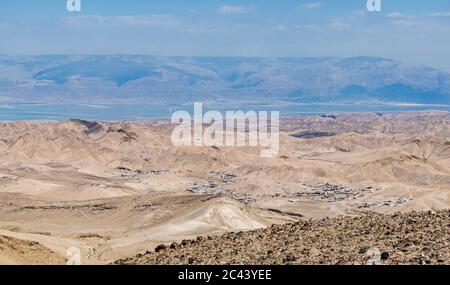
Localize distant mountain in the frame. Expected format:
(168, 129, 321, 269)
(0, 55, 449, 104)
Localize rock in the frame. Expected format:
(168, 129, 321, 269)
(154, 244, 167, 252)
(381, 252, 390, 260)
(365, 247, 382, 265)
(283, 255, 297, 263)
(309, 248, 321, 257)
(335, 259, 348, 265)
(359, 245, 370, 254)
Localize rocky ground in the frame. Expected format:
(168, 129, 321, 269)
(116, 209, 450, 265)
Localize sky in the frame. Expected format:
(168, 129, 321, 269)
(1, 0, 450, 71)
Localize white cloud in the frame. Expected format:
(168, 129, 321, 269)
(187, 9, 200, 14)
(115, 15, 181, 27)
(217, 5, 254, 14)
(328, 20, 351, 30)
(385, 12, 420, 28)
(294, 24, 320, 30)
(429, 11, 450, 17)
(353, 10, 367, 17)
(386, 12, 415, 19)
(386, 12, 405, 18)
(274, 24, 288, 31)
(390, 19, 417, 28)
(297, 2, 323, 11)
(63, 15, 105, 26)
(63, 14, 181, 28)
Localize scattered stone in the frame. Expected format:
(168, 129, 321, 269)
(181, 239, 191, 246)
(359, 245, 370, 254)
(309, 248, 321, 257)
(119, 210, 450, 265)
(365, 247, 382, 265)
(154, 244, 167, 253)
(381, 252, 390, 260)
(283, 255, 297, 263)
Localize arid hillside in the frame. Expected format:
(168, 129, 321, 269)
(116, 210, 450, 265)
(0, 111, 449, 264)
(0, 235, 66, 265)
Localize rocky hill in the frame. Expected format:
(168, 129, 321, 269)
(115, 210, 450, 265)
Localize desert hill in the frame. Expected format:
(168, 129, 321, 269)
(116, 209, 450, 265)
(0, 235, 65, 265)
(0, 111, 449, 264)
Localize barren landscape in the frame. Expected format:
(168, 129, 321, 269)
(0, 111, 449, 264)
(117, 209, 450, 265)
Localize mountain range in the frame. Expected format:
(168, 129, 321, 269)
(1, 55, 449, 105)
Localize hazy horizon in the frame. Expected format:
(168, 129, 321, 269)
(1, 1, 450, 71)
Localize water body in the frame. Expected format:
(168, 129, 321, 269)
(0, 103, 449, 121)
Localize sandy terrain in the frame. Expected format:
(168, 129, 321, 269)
(0, 235, 65, 265)
(0, 111, 449, 264)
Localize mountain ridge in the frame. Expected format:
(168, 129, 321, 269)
(1, 55, 449, 105)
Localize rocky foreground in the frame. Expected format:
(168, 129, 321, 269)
(116, 210, 450, 265)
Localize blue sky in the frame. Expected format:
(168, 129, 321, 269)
(1, 0, 450, 71)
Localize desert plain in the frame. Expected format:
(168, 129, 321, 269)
(0, 111, 449, 264)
